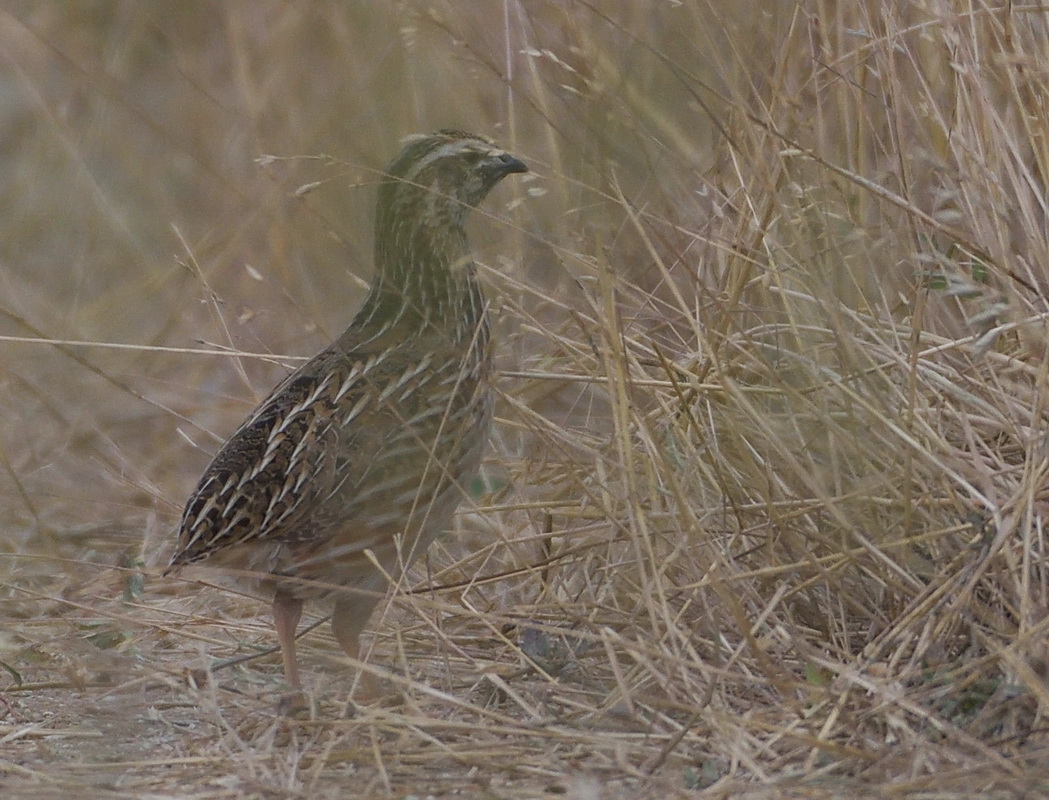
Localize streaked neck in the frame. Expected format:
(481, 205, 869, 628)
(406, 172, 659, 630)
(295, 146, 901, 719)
(344, 215, 488, 350)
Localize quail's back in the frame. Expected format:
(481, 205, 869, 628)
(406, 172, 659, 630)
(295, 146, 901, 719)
(167, 131, 527, 691)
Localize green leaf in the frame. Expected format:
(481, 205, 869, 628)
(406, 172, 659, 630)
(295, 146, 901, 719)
(0, 660, 22, 687)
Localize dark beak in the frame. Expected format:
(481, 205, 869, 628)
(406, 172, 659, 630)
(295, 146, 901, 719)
(487, 152, 528, 180)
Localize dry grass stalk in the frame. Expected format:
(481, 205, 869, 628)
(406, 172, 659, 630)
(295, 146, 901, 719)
(2, 2, 1049, 798)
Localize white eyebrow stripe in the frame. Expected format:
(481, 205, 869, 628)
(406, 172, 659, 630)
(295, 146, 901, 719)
(403, 140, 488, 182)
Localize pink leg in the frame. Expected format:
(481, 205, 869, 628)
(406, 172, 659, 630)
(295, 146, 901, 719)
(272, 589, 304, 688)
(332, 593, 382, 698)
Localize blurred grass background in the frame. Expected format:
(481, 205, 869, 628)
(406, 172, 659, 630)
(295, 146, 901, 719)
(2, 1, 1049, 798)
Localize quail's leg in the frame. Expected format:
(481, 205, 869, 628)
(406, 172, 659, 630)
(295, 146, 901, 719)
(332, 593, 382, 698)
(272, 589, 304, 689)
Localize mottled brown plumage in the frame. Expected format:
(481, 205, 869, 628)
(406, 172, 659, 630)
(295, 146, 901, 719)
(167, 130, 527, 691)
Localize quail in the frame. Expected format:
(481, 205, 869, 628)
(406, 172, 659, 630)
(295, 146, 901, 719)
(167, 130, 527, 691)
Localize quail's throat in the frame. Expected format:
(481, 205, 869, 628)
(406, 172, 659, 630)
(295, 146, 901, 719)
(348, 212, 486, 349)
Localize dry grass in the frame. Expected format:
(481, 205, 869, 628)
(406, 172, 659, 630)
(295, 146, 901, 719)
(2, 1, 1049, 797)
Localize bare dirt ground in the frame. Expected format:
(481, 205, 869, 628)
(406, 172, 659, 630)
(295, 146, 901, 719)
(4, 575, 1049, 799)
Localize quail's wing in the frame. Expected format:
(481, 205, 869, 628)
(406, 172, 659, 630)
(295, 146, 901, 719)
(171, 369, 341, 565)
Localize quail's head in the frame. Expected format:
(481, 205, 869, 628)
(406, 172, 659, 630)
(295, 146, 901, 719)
(378, 130, 528, 230)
